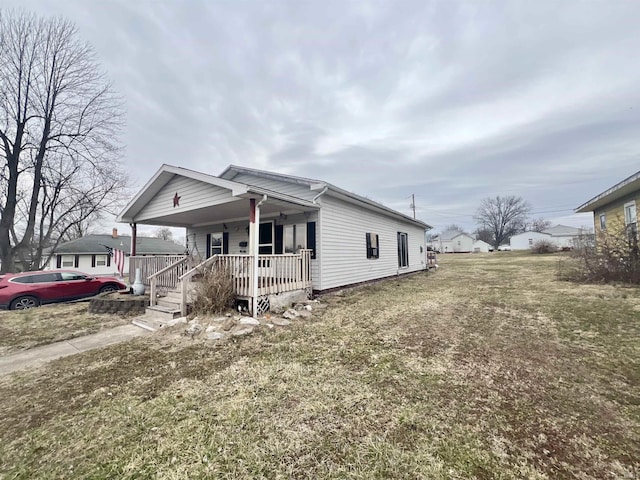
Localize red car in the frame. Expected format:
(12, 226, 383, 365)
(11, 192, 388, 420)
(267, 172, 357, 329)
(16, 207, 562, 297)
(0, 270, 127, 310)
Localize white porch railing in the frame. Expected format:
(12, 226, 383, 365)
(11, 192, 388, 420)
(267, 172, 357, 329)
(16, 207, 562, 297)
(129, 255, 188, 286)
(175, 249, 312, 316)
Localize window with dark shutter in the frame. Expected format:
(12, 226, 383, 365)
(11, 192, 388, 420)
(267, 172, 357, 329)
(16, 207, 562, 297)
(306, 222, 316, 259)
(74, 255, 80, 268)
(366, 233, 379, 259)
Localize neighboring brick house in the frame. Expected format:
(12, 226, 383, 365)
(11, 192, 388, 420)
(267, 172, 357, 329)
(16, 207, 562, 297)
(576, 171, 639, 240)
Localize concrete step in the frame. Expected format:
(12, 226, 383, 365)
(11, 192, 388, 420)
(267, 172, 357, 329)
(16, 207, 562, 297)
(145, 304, 182, 321)
(157, 298, 181, 310)
(132, 314, 187, 332)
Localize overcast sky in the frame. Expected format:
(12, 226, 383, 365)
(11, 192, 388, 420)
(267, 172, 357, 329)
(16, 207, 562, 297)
(6, 0, 640, 234)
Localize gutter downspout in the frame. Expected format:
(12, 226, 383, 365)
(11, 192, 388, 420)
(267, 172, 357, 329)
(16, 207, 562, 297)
(253, 195, 267, 317)
(313, 186, 328, 204)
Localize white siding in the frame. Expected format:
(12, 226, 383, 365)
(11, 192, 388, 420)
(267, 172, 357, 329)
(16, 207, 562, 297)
(317, 195, 426, 291)
(510, 232, 553, 250)
(45, 254, 126, 277)
(136, 176, 235, 221)
(187, 211, 321, 288)
(231, 173, 316, 201)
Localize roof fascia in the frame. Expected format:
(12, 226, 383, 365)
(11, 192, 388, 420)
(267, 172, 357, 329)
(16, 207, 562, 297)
(575, 171, 640, 213)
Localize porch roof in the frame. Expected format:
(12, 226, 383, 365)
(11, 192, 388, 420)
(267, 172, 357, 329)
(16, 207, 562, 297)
(117, 164, 318, 226)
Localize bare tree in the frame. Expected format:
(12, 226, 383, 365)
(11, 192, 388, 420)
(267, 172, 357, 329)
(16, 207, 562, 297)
(474, 227, 493, 244)
(443, 224, 465, 233)
(528, 217, 552, 233)
(474, 196, 531, 248)
(154, 227, 174, 242)
(0, 11, 125, 272)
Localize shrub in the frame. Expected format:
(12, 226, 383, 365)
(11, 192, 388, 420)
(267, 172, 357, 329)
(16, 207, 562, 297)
(558, 229, 640, 284)
(192, 261, 235, 314)
(531, 240, 557, 254)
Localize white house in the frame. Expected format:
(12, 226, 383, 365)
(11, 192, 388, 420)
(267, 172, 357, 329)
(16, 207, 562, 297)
(472, 239, 493, 253)
(510, 225, 584, 250)
(510, 231, 553, 250)
(542, 225, 584, 249)
(433, 230, 475, 253)
(44, 230, 185, 277)
(117, 165, 431, 315)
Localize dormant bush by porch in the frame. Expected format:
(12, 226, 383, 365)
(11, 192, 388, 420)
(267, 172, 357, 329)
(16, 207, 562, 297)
(192, 262, 235, 314)
(558, 229, 640, 284)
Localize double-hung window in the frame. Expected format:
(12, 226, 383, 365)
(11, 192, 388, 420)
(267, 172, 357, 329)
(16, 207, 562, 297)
(366, 233, 379, 259)
(599, 214, 606, 231)
(397, 232, 409, 268)
(624, 201, 637, 238)
(210, 232, 223, 256)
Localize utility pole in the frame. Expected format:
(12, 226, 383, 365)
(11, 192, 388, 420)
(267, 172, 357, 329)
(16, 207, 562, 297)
(410, 194, 416, 219)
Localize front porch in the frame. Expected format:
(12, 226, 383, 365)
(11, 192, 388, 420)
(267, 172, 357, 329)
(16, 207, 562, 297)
(129, 249, 313, 317)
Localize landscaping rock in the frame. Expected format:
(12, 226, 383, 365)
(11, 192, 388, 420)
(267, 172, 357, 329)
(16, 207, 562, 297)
(206, 331, 225, 341)
(205, 325, 217, 333)
(185, 323, 202, 337)
(282, 309, 299, 320)
(231, 326, 254, 336)
(221, 318, 236, 331)
(211, 316, 228, 323)
(167, 317, 187, 327)
(296, 309, 312, 318)
(239, 317, 260, 326)
(271, 318, 291, 326)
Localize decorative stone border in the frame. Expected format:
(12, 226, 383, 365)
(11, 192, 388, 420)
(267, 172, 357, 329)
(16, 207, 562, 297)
(88, 292, 149, 315)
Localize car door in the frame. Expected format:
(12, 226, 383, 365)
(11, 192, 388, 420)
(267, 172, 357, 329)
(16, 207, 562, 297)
(29, 272, 63, 303)
(58, 272, 93, 300)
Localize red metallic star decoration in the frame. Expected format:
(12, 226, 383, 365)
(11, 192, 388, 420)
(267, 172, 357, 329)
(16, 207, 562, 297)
(173, 192, 180, 207)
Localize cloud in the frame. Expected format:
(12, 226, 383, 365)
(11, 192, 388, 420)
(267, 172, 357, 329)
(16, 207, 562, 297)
(5, 0, 640, 232)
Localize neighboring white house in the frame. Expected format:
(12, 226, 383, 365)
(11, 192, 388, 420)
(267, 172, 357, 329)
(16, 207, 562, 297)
(510, 225, 584, 250)
(117, 164, 431, 298)
(433, 230, 475, 253)
(44, 230, 185, 276)
(542, 225, 584, 249)
(472, 239, 493, 253)
(510, 231, 553, 250)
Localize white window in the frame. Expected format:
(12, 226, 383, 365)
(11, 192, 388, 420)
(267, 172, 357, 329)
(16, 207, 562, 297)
(95, 255, 107, 266)
(624, 201, 637, 226)
(210, 232, 223, 256)
(599, 214, 606, 230)
(62, 255, 74, 267)
(284, 224, 307, 253)
(625, 201, 638, 237)
(366, 232, 379, 259)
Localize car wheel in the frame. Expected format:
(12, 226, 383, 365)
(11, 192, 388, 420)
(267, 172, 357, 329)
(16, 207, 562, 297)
(10, 296, 40, 310)
(99, 284, 119, 294)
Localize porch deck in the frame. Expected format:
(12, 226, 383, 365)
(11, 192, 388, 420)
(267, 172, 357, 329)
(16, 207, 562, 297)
(131, 250, 312, 315)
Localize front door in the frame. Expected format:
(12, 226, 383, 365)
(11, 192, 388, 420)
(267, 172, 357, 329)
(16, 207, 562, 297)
(259, 222, 273, 254)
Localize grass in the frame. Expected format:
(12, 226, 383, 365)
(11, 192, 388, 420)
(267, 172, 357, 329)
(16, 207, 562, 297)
(0, 253, 638, 479)
(0, 303, 132, 355)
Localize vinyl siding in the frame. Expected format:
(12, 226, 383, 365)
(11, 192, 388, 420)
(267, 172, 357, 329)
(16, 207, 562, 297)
(317, 195, 426, 291)
(594, 191, 640, 237)
(186, 212, 321, 288)
(231, 173, 317, 201)
(136, 176, 235, 222)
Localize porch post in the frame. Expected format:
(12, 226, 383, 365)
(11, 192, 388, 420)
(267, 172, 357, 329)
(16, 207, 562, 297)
(249, 199, 258, 316)
(130, 223, 137, 256)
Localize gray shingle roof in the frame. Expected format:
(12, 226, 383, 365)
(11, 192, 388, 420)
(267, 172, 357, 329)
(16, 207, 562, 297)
(52, 234, 185, 255)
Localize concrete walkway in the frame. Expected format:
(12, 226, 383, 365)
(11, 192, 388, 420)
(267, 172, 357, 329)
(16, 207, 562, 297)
(0, 324, 151, 376)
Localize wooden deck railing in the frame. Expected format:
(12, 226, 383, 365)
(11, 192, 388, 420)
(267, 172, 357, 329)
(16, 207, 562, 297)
(129, 255, 188, 286)
(141, 250, 312, 316)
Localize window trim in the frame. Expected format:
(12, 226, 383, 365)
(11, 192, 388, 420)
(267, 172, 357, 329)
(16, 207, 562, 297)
(397, 232, 409, 268)
(624, 201, 637, 226)
(366, 232, 379, 259)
